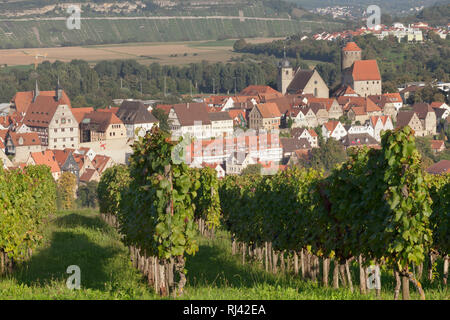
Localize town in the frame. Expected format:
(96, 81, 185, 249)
(1, 41, 449, 184)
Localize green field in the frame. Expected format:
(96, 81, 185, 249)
(0, 209, 447, 300)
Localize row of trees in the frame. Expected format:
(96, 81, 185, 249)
(0, 165, 56, 275)
(97, 127, 221, 296)
(0, 58, 277, 108)
(218, 126, 449, 299)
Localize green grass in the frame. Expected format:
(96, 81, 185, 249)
(0, 209, 448, 300)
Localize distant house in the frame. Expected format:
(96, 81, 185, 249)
(322, 121, 347, 140)
(341, 133, 379, 149)
(22, 83, 79, 150)
(399, 85, 422, 103)
(396, 112, 426, 137)
(412, 103, 437, 136)
(227, 109, 247, 127)
(27, 150, 61, 180)
(203, 163, 226, 179)
(6, 132, 42, 163)
(51, 149, 80, 181)
(79, 168, 101, 184)
(280, 137, 311, 161)
(286, 69, 329, 98)
(10, 81, 71, 115)
(347, 124, 375, 138)
(308, 97, 343, 120)
(74, 147, 96, 161)
(369, 115, 394, 142)
(116, 100, 159, 139)
(430, 140, 445, 153)
(92, 154, 114, 175)
(240, 85, 284, 102)
(80, 111, 126, 143)
(291, 127, 319, 148)
(427, 160, 450, 175)
(248, 103, 282, 131)
(208, 112, 234, 138)
(342, 60, 382, 97)
(168, 103, 212, 140)
(225, 152, 257, 175)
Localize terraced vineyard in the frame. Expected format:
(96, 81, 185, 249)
(0, 17, 343, 49)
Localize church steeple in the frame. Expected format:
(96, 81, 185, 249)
(277, 45, 293, 95)
(33, 80, 40, 102)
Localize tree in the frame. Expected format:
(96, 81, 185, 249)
(57, 172, 77, 210)
(306, 138, 348, 172)
(77, 181, 98, 208)
(152, 108, 170, 132)
(241, 164, 263, 176)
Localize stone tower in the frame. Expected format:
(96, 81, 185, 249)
(277, 49, 294, 95)
(342, 41, 362, 71)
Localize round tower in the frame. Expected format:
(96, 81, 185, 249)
(342, 42, 362, 71)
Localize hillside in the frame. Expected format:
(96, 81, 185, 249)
(287, 0, 445, 13)
(0, 0, 344, 49)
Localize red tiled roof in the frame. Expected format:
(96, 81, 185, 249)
(427, 160, 450, 175)
(343, 42, 361, 52)
(0, 129, 8, 142)
(430, 140, 445, 151)
(430, 102, 446, 109)
(308, 129, 318, 137)
(92, 154, 111, 174)
(240, 85, 282, 97)
(97, 107, 119, 114)
(30, 150, 60, 173)
(80, 168, 98, 183)
(155, 104, 172, 114)
(81, 111, 123, 132)
(9, 132, 41, 147)
(23, 96, 70, 128)
(352, 60, 381, 81)
(12, 90, 71, 114)
(255, 103, 282, 118)
(50, 149, 73, 167)
(71, 107, 95, 123)
(323, 120, 341, 133)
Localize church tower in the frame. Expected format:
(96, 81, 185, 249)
(342, 41, 362, 71)
(277, 48, 294, 95)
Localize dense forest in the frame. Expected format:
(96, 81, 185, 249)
(234, 34, 450, 93)
(0, 58, 278, 107)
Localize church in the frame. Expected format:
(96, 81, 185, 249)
(277, 53, 329, 98)
(340, 42, 382, 98)
(277, 41, 382, 99)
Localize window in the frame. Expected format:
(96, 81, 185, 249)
(70, 128, 73, 132)
(54, 129, 57, 133)
(54, 139, 57, 142)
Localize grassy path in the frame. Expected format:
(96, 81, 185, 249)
(0, 210, 448, 300)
